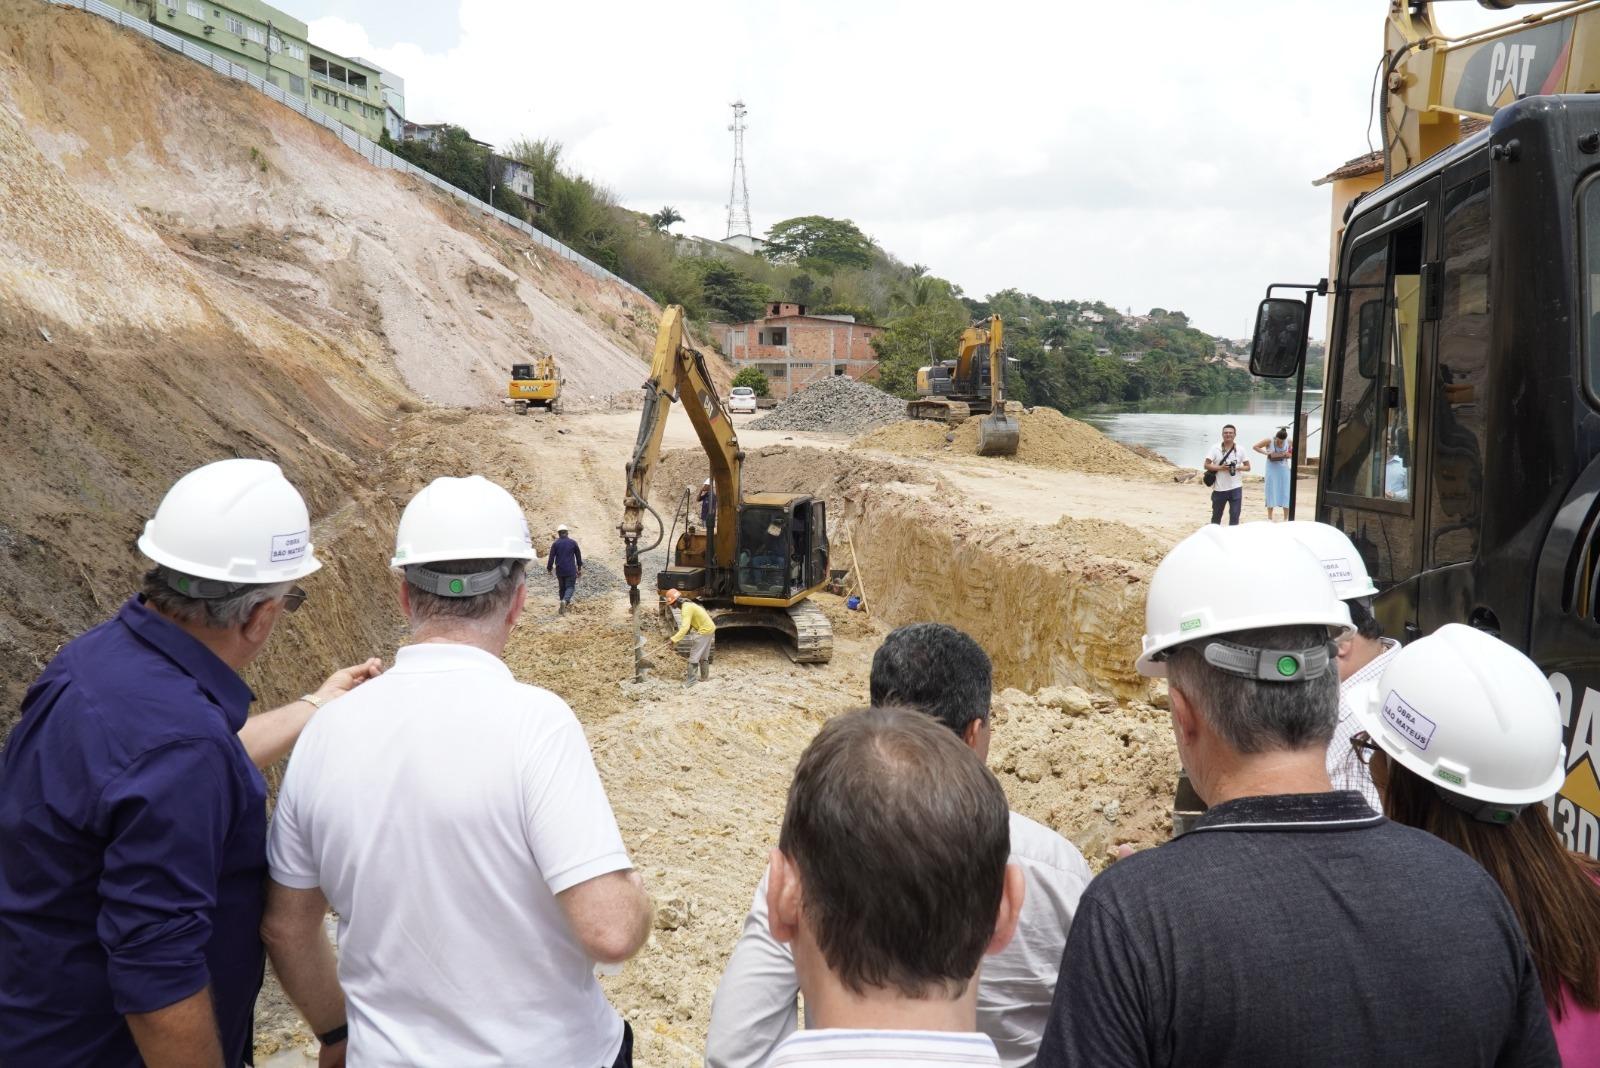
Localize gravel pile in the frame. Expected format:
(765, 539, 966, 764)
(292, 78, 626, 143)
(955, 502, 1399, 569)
(748, 376, 906, 434)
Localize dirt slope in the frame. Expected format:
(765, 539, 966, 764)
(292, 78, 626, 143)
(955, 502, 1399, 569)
(0, 3, 655, 725)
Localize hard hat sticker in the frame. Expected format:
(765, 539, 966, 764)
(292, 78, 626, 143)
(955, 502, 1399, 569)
(271, 530, 310, 563)
(1381, 690, 1437, 752)
(1322, 557, 1354, 584)
(1180, 617, 1203, 633)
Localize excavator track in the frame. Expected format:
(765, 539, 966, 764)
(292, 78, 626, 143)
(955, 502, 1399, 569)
(906, 399, 971, 424)
(661, 598, 834, 664)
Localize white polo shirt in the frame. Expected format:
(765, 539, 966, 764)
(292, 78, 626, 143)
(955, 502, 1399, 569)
(267, 643, 632, 1067)
(769, 1030, 1001, 1067)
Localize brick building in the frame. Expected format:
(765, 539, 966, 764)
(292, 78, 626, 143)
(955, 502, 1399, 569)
(715, 302, 883, 399)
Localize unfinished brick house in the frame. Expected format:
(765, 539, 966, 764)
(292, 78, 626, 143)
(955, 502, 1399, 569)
(714, 302, 883, 399)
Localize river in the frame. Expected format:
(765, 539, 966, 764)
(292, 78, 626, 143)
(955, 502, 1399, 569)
(1076, 391, 1322, 468)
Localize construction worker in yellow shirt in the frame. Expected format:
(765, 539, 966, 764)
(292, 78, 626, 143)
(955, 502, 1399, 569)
(664, 588, 715, 686)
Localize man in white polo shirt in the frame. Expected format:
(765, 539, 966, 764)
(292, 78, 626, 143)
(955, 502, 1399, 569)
(261, 475, 652, 1067)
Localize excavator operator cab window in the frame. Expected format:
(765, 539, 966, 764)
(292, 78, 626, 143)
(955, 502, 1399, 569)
(511, 363, 534, 380)
(738, 505, 791, 599)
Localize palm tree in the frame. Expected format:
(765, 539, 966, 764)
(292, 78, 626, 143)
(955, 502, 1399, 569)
(650, 206, 684, 233)
(889, 275, 950, 313)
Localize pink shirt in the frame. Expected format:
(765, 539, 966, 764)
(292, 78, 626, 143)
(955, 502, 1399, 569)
(1553, 981, 1600, 1066)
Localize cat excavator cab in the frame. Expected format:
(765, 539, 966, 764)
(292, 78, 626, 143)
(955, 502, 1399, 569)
(1234, 0, 1600, 856)
(620, 306, 833, 666)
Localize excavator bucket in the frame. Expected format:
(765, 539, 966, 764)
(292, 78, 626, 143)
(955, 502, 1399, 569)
(976, 411, 1020, 456)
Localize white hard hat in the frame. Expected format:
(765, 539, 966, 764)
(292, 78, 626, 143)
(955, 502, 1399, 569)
(557, 523, 569, 533)
(1280, 521, 1379, 600)
(1137, 523, 1353, 678)
(391, 475, 537, 569)
(1356, 624, 1566, 819)
(138, 459, 322, 585)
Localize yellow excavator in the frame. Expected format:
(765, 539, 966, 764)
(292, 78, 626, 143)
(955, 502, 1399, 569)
(507, 355, 562, 414)
(907, 314, 1021, 456)
(619, 306, 833, 672)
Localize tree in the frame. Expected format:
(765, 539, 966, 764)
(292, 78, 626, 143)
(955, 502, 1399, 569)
(650, 206, 684, 232)
(889, 275, 952, 312)
(732, 367, 770, 397)
(871, 293, 969, 398)
(693, 259, 771, 322)
(762, 216, 873, 274)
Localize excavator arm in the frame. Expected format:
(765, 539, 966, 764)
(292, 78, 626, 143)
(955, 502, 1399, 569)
(1383, 0, 1600, 179)
(976, 315, 1019, 455)
(620, 306, 743, 604)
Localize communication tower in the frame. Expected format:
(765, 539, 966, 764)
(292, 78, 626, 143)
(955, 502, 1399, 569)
(725, 100, 753, 240)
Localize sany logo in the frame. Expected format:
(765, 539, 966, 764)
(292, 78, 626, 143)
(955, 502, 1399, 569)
(1487, 42, 1537, 108)
(1545, 673, 1600, 860)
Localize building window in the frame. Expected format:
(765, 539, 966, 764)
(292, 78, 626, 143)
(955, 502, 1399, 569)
(287, 43, 305, 60)
(268, 33, 282, 54)
(185, 0, 202, 17)
(245, 25, 264, 45)
(224, 15, 242, 35)
(288, 74, 305, 96)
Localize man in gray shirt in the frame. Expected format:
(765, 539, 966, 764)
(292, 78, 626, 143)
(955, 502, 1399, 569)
(707, 624, 1091, 1067)
(1037, 524, 1557, 1067)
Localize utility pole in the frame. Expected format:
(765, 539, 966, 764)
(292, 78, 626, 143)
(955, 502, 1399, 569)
(725, 100, 752, 240)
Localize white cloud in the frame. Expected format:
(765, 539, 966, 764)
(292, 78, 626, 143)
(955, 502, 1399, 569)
(303, 1, 1566, 337)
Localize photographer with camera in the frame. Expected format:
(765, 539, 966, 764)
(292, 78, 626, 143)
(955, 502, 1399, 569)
(1203, 423, 1251, 525)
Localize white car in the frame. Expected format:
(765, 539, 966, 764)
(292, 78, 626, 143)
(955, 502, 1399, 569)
(728, 386, 759, 414)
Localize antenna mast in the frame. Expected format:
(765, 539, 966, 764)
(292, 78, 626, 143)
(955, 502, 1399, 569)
(725, 100, 752, 240)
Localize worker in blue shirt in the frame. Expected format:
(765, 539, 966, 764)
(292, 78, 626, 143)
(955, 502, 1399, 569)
(547, 523, 583, 614)
(0, 459, 381, 1068)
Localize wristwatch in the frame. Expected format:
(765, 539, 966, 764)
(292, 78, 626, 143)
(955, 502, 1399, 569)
(317, 1024, 348, 1045)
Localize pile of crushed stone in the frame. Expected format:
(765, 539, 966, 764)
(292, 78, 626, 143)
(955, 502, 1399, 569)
(748, 376, 906, 434)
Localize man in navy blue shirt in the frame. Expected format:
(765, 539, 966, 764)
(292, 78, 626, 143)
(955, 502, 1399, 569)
(547, 523, 583, 615)
(0, 459, 380, 1067)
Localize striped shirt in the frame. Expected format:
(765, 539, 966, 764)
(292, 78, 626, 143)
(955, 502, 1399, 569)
(769, 1030, 1002, 1066)
(1327, 637, 1399, 809)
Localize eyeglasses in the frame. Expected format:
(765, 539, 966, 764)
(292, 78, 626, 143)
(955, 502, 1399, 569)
(282, 586, 308, 613)
(1350, 731, 1381, 766)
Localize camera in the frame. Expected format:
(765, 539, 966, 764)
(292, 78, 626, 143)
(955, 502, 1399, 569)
(1227, 462, 1237, 476)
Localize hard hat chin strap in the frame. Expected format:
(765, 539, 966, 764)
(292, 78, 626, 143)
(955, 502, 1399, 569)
(1202, 639, 1337, 682)
(405, 561, 513, 598)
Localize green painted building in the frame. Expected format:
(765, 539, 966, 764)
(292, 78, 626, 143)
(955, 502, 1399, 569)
(106, 0, 386, 140)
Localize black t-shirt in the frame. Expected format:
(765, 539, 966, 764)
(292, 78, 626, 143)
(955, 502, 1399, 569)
(1037, 792, 1558, 1068)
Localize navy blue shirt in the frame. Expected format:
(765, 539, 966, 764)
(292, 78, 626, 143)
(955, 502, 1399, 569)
(0, 597, 267, 1067)
(546, 535, 583, 578)
(1037, 792, 1558, 1067)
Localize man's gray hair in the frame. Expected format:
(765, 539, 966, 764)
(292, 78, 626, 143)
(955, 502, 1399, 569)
(1166, 623, 1338, 754)
(405, 558, 526, 625)
(141, 566, 293, 629)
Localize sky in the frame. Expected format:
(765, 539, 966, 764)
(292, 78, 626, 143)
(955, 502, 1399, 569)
(302, 1, 1554, 339)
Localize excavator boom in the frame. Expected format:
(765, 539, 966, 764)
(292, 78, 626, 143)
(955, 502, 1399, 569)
(1383, 0, 1600, 179)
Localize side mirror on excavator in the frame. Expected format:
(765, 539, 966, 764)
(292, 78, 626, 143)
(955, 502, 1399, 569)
(1249, 298, 1308, 378)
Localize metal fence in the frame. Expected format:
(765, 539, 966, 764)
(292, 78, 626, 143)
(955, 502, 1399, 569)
(41, 0, 648, 299)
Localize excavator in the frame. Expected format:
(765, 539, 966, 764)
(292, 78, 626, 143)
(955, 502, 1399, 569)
(1236, 0, 1600, 857)
(907, 315, 1021, 456)
(619, 306, 833, 670)
(507, 355, 562, 414)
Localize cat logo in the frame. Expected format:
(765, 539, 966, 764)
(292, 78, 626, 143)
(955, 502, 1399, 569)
(1487, 42, 1537, 109)
(1546, 673, 1600, 860)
